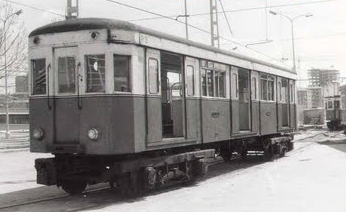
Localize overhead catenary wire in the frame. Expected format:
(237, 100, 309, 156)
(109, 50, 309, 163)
(129, 0, 346, 22)
(1, 0, 65, 17)
(218, 0, 233, 36)
(102, 0, 289, 67)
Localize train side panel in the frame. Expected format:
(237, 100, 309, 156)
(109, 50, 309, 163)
(260, 102, 278, 135)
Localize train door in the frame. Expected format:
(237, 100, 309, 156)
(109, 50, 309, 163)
(289, 80, 296, 129)
(53, 47, 80, 144)
(230, 66, 239, 134)
(161, 52, 184, 139)
(251, 71, 259, 132)
(185, 57, 200, 140)
(146, 49, 162, 143)
(281, 78, 289, 127)
(238, 69, 251, 131)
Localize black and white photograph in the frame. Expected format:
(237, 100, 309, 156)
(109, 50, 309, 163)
(0, 0, 346, 211)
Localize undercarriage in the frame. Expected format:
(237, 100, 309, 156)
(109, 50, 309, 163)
(35, 135, 293, 196)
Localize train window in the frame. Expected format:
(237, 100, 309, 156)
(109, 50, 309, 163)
(290, 83, 294, 103)
(31, 59, 46, 95)
(149, 58, 159, 94)
(216, 71, 226, 98)
(201, 69, 207, 96)
(58, 57, 76, 94)
(186, 65, 194, 96)
(251, 77, 257, 100)
(261, 75, 267, 100)
(114, 55, 131, 92)
(278, 81, 282, 102)
(268, 76, 274, 101)
(232, 73, 238, 99)
(282, 79, 288, 103)
(215, 72, 219, 97)
(85, 55, 106, 93)
(261, 74, 275, 101)
(207, 70, 214, 96)
(239, 70, 250, 102)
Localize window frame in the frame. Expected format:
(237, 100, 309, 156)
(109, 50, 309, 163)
(148, 57, 159, 94)
(260, 74, 276, 102)
(113, 54, 132, 93)
(206, 69, 214, 97)
(267, 76, 275, 101)
(251, 76, 258, 101)
(31, 58, 47, 96)
(278, 81, 282, 102)
(57, 56, 77, 94)
(85, 54, 106, 94)
(186, 65, 195, 96)
(216, 70, 226, 98)
(201, 60, 227, 98)
(232, 73, 239, 99)
(289, 82, 295, 103)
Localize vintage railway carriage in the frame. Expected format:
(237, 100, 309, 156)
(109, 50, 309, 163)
(29, 18, 296, 195)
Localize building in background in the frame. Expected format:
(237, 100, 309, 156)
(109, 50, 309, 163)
(298, 88, 312, 109)
(308, 87, 323, 108)
(297, 86, 325, 126)
(308, 69, 340, 87)
(0, 74, 29, 131)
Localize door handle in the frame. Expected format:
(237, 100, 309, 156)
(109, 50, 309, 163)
(47, 64, 52, 110)
(77, 62, 82, 110)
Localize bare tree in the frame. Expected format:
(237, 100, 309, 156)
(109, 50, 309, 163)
(0, 2, 27, 81)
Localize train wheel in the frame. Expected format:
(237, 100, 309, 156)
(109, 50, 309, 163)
(288, 141, 294, 151)
(117, 171, 145, 198)
(61, 180, 87, 195)
(280, 147, 287, 157)
(262, 139, 274, 161)
(219, 148, 231, 162)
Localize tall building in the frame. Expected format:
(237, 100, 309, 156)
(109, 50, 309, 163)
(308, 69, 340, 87)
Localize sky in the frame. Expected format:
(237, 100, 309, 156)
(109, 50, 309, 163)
(8, 0, 346, 87)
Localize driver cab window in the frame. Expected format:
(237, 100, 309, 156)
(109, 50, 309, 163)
(114, 55, 131, 92)
(85, 55, 105, 93)
(31, 59, 46, 95)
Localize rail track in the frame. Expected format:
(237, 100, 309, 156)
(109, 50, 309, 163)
(0, 185, 110, 211)
(0, 131, 335, 211)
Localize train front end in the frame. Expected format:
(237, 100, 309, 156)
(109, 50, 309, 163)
(28, 19, 150, 193)
(29, 19, 145, 156)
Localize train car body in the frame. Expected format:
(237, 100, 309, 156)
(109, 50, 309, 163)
(325, 95, 343, 131)
(29, 18, 297, 194)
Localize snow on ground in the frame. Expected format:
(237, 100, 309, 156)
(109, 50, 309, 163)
(0, 151, 50, 194)
(88, 138, 346, 212)
(1, 129, 346, 211)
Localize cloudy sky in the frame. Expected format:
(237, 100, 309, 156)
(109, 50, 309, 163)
(9, 0, 346, 85)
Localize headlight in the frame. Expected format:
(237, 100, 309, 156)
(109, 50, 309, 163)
(88, 128, 99, 140)
(33, 128, 44, 140)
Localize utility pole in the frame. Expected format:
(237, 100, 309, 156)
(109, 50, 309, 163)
(210, 0, 220, 48)
(184, 0, 189, 40)
(270, 10, 312, 72)
(66, 0, 79, 20)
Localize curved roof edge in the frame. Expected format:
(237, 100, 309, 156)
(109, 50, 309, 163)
(29, 18, 295, 74)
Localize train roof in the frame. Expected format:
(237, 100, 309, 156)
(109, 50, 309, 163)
(29, 18, 294, 74)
